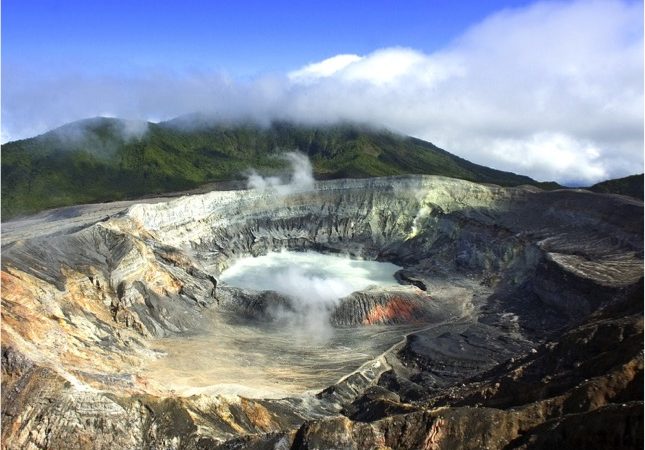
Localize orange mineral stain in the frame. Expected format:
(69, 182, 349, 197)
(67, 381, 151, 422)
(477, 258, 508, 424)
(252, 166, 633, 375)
(362, 297, 419, 325)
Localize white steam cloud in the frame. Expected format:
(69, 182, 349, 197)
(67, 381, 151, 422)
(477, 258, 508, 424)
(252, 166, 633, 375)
(2, 0, 642, 185)
(269, 267, 353, 343)
(247, 152, 315, 194)
(220, 251, 400, 343)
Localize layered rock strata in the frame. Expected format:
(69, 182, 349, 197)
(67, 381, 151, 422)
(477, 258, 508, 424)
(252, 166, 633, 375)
(1, 175, 642, 449)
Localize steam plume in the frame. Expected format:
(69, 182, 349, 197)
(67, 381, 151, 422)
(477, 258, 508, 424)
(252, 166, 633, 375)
(247, 152, 315, 194)
(220, 250, 400, 344)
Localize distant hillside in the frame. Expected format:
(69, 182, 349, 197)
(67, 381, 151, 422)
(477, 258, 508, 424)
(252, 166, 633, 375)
(588, 173, 643, 200)
(2, 116, 555, 220)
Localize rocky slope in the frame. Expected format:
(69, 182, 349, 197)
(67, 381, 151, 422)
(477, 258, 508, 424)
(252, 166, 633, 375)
(1, 175, 642, 449)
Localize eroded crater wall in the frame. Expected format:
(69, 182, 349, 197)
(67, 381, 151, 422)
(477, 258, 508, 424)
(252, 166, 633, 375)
(1, 175, 642, 449)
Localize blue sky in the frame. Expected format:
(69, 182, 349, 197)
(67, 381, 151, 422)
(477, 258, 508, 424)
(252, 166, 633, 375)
(1, 1, 643, 185)
(3, 0, 535, 76)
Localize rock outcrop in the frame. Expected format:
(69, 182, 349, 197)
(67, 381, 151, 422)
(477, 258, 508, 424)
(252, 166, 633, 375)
(1, 175, 642, 449)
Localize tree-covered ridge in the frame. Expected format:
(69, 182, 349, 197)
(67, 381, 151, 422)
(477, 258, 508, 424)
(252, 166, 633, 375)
(2, 117, 550, 220)
(588, 173, 644, 200)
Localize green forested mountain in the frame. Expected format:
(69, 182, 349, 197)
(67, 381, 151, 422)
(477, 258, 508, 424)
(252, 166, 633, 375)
(588, 173, 644, 200)
(2, 116, 553, 220)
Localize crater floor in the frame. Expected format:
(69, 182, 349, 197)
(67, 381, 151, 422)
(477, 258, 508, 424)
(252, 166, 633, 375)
(143, 317, 419, 398)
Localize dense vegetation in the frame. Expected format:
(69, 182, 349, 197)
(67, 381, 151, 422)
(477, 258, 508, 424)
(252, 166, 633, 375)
(3, 116, 553, 220)
(588, 173, 644, 200)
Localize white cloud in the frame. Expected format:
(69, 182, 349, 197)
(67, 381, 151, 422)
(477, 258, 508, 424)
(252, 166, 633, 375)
(487, 133, 608, 183)
(288, 54, 362, 81)
(2, 0, 642, 185)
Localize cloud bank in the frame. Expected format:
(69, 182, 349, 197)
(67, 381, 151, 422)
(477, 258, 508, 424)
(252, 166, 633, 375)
(2, 0, 642, 185)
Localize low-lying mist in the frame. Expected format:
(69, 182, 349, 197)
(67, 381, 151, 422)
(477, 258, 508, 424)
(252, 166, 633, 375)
(220, 250, 401, 342)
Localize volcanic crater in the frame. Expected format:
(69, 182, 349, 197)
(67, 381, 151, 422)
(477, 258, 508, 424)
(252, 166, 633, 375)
(1, 175, 643, 449)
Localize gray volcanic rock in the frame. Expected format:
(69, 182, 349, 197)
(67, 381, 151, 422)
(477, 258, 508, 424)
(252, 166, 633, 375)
(1, 175, 642, 449)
